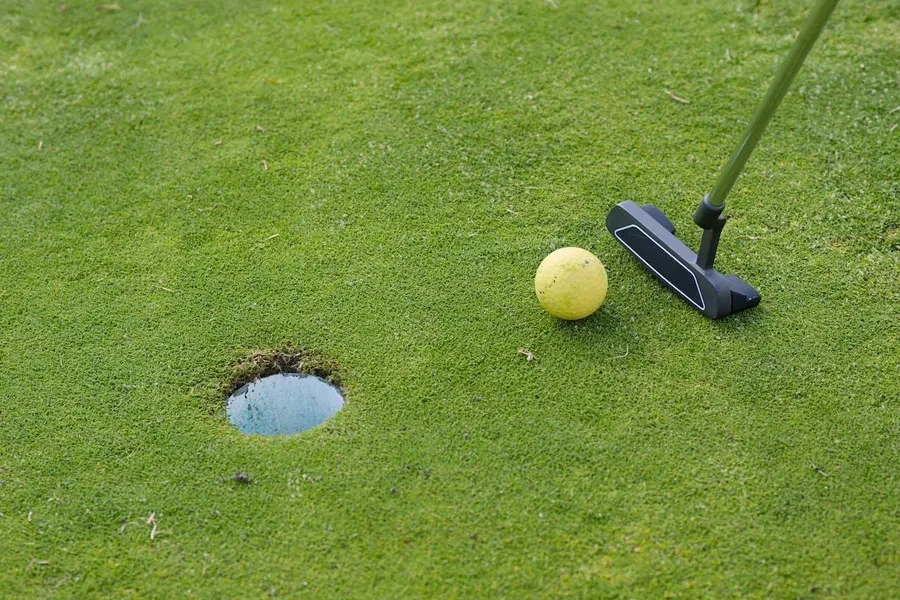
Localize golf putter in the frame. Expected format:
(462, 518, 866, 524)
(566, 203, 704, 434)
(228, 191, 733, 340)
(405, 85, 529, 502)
(606, 0, 839, 318)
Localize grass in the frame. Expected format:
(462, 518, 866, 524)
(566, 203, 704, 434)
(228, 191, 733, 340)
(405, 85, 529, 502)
(1, 0, 898, 597)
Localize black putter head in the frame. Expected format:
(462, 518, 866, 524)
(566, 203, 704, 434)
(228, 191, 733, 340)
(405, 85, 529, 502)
(606, 201, 760, 319)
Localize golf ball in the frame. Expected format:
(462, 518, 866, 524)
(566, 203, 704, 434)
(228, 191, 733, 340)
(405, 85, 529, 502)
(534, 247, 608, 320)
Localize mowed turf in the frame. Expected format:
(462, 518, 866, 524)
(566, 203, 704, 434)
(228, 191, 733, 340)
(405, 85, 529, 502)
(1, 0, 898, 596)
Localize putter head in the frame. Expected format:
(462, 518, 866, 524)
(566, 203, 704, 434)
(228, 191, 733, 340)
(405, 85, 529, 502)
(606, 201, 760, 319)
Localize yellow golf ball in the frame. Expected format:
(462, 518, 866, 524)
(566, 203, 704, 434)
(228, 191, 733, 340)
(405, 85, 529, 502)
(534, 247, 608, 320)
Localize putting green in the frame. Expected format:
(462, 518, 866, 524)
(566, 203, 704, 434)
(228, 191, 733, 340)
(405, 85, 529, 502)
(1, 0, 898, 597)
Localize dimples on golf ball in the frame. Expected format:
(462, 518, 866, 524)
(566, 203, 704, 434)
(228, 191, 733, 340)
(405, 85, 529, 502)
(534, 247, 608, 320)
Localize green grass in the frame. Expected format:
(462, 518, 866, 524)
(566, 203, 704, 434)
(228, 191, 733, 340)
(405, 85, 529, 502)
(1, 0, 898, 596)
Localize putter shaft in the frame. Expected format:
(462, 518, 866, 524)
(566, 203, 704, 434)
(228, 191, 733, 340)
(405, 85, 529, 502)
(706, 0, 840, 208)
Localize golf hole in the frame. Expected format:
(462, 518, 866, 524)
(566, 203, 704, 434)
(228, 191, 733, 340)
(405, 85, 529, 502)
(227, 373, 344, 436)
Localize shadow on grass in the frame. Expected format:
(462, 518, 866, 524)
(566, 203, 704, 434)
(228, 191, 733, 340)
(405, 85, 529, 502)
(545, 304, 637, 358)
